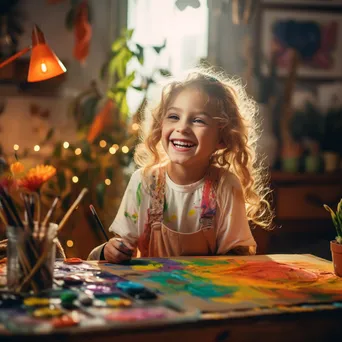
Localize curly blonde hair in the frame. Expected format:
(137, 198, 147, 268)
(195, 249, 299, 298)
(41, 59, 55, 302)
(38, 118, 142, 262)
(134, 67, 274, 229)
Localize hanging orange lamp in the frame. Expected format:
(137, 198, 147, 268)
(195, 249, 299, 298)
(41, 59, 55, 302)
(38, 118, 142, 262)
(0, 24, 67, 82)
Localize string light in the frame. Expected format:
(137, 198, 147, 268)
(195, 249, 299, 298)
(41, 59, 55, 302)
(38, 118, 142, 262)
(66, 240, 74, 247)
(109, 147, 116, 155)
(132, 123, 139, 131)
(34, 145, 40, 152)
(105, 179, 111, 185)
(72, 176, 79, 183)
(112, 144, 119, 150)
(122, 146, 129, 154)
(75, 148, 82, 155)
(63, 141, 69, 149)
(13, 144, 19, 151)
(99, 140, 107, 148)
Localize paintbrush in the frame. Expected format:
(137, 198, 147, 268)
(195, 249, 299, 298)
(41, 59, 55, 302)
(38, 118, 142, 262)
(57, 188, 88, 232)
(89, 204, 109, 241)
(42, 196, 59, 227)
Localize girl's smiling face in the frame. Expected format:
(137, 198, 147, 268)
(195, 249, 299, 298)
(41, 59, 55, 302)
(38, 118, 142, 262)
(161, 88, 221, 173)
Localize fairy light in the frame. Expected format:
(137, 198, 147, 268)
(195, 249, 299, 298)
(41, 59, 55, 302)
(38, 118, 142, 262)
(34, 145, 40, 152)
(63, 141, 70, 149)
(122, 146, 129, 154)
(112, 144, 119, 150)
(75, 148, 82, 155)
(66, 240, 74, 248)
(132, 123, 139, 131)
(72, 176, 79, 183)
(99, 140, 107, 148)
(109, 147, 116, 155)
(105, 179, 111, 186)
(13, 144, 19, 151)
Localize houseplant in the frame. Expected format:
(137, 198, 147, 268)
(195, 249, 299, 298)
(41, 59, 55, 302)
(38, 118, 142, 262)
(324, 200, 342, 277)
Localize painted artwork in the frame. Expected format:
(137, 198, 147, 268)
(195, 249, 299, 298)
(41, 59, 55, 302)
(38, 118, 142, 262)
(260, 9, 342, 79)
(99, 254, 342, 312)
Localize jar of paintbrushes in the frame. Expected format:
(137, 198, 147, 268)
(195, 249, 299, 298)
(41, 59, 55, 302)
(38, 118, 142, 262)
(6, 222, 58, 293)
(0, 161, 89, 294)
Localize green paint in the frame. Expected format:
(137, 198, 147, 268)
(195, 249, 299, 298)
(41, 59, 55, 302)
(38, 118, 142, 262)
(163, 196, 168, 212)
(145, 270, 238, 298)
(136, 182, 142, 207)
(124, 211, 138, 224)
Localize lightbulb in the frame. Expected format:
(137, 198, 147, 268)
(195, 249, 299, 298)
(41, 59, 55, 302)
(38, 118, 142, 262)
(63, 141, 69, 149)
(122, 146, 129, 154)
(112, 144, 119, 150)
(72, 176, 79, 183)
(109, 147, 116, 155)
(40, 62, 47, 73)
(105, 179, 111, 185)
(34, 145, 40, 152)
(13, 144, 19, 151)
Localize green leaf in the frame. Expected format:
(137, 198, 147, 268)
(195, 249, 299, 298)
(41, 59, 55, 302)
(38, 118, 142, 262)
(159, 68, 172, 77)
(111, 37, 126, 52)
(96, 182, 106, 209)
(41, 128, 55, 144)
(135, 43, 144, 64)
(57, 171, 66, 192)
(80, 140, 92, 162)
(53, 142, 62, 158)
(125, 28, 134, 39)
(152, 40, 166, 54)
(65, 8, 76, 31)
(105, 167, 113, 180)
(132, 86, 143, 92)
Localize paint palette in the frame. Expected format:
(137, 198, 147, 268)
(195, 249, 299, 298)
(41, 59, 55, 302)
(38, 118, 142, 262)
(0, 259, 199, 334)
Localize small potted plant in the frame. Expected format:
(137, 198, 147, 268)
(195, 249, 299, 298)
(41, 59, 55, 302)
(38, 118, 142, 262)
(324, 199, 342, 277)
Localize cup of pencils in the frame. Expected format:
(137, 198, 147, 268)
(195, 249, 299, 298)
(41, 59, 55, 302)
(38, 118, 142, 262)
(6, 222, 57, 293)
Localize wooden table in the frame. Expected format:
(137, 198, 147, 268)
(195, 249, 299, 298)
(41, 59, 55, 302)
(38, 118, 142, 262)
(1, 254, 342, 342)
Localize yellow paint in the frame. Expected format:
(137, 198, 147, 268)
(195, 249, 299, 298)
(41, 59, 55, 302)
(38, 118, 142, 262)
(188, 209, 196, 216)
(132, 263, 164, 271)
(170, 214, 177, 222)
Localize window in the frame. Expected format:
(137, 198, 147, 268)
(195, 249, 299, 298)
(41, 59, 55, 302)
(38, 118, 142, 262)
(127, 0, 209, 113)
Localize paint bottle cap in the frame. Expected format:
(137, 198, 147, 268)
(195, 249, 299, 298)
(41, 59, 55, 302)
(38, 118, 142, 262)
(32, 307, 64, 318)
(24, 297, 50, 307)
(106, 298, 132, 307)
(64, 257, 83, 264)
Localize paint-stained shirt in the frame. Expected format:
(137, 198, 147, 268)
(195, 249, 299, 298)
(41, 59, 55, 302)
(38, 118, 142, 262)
(108, 168, 256, 255)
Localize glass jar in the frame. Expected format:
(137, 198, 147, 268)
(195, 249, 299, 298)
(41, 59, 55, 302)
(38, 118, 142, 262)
(6, 223, 57, 293)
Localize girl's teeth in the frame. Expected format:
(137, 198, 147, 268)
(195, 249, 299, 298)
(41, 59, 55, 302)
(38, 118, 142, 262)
(172, 141, 195, 148)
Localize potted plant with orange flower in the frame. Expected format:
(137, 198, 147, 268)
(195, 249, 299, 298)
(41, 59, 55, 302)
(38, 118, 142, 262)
(324, 199, 342, 277)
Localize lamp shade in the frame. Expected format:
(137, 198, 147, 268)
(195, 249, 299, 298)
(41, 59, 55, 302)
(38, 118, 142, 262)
(27, 25, 67, 82)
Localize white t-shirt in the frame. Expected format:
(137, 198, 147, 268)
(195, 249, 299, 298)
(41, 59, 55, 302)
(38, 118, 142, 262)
(109, 168, 256, 255)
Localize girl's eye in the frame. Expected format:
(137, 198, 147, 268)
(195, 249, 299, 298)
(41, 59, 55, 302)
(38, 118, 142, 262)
(193, 118, 206, 124)
(167, 114, 179, 120)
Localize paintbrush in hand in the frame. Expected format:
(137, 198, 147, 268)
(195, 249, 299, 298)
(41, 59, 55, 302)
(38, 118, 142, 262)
(89, 204, 109, 241)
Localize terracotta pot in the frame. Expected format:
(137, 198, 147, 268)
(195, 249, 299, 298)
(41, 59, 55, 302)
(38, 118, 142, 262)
(330, 240, 342, 277)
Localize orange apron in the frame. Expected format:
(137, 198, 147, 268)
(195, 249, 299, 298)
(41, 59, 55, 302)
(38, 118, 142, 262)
(138, 167, 218, 257)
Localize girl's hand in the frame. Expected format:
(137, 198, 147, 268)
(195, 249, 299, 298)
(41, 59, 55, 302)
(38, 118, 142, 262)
(103, 237, 134, 263)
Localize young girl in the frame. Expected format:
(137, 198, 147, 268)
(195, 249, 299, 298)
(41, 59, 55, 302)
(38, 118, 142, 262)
(88, 67, 273, 262)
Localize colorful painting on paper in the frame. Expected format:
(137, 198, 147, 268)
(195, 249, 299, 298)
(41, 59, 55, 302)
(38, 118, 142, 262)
(99, 254, 342, 312)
